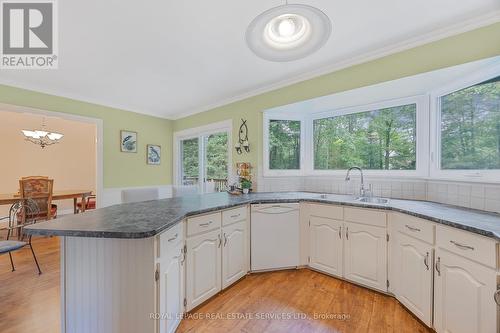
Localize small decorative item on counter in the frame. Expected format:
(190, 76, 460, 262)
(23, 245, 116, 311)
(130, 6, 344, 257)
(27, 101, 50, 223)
(241, 179, 252, 194)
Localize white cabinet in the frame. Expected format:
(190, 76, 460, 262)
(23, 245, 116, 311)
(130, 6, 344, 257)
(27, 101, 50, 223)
(344, 221, 387, 292)
(309, 215, 343, 277)
(392, 232, 432, 326)
(186, 228, 222, 310)
(158, 242, 184, 333)
(434, 249, 497, 333)
(157, 224, 185, 333)
(185, 207, 249, 311)
(222, 220, 248, 288)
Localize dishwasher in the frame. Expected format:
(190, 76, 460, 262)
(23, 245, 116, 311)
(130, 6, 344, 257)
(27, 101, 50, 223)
(250, 203, 300, 271)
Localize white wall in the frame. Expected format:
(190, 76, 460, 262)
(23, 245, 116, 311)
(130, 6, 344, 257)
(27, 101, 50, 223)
(0, 110, 96, 217)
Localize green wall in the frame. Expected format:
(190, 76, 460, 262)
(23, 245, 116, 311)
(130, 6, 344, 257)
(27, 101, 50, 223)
(173, 22, 500, 176)
(0, 86, 173, 188)
(1, 22, 499, 188)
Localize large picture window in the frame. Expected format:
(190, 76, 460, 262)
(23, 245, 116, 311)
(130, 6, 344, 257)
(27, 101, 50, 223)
(313, 104, 417, 170)
(440, 76, 500, 170)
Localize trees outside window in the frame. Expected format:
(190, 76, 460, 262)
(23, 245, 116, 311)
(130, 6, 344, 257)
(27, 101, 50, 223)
(313, 104, 417, 170)
(440, 77, 500, 170)
(268, 120, 301, 170)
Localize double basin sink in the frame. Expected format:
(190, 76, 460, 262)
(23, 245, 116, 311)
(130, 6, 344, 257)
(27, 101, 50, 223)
(316, 193, 389, 204)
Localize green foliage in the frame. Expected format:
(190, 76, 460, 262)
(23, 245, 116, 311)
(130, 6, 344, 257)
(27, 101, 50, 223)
(313, 104, 417, 170)
(181, 132, 228, 182)
(269, 120, 301, 169)
(441, 77, 500, 170)
(241, 178, 252, 189)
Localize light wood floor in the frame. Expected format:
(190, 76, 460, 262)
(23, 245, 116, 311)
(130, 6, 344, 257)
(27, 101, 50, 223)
(0, 236, 60, 333)
(1, 236, 431, 333)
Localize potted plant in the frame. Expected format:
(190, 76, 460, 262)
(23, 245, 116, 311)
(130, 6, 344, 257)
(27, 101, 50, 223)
(241, 179, 252, 194)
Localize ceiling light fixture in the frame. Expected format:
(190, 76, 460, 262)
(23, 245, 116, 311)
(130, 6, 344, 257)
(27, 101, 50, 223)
(22, 117, 64, 149)
(246, 2, 331, 62)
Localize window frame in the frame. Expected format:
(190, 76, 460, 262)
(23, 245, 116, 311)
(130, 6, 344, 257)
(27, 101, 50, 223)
(263, 95, 429, 178)
(173, 119, 233, 193)
(307, 95, 429, 177)
(429, 64, 500, 183)
(263, 113, 306, 177)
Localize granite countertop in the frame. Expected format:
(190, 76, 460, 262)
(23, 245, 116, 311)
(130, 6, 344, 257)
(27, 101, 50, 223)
(24, 192, 500, 240)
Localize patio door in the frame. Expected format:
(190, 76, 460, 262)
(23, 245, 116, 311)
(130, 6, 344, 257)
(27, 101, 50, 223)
(177, 121, 231, 194)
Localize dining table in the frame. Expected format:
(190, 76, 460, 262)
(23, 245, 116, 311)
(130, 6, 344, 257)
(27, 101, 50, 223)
(0, 190, 93, 214)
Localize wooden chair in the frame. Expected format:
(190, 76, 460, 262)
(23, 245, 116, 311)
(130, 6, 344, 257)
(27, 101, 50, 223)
(19, 176, 57, 222)
(76, 194, 96, 213)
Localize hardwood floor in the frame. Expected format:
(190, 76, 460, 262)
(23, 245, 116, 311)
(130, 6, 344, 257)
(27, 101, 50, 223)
(0, 236, 431, 333)
(177, 269, 432, 333)
(0, 236, 60, 333)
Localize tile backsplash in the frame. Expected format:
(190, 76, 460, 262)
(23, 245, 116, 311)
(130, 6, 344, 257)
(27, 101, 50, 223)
(256, 176, 500, 214)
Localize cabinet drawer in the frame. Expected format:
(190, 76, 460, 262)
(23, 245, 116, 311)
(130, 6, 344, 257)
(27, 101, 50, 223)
(158, 222, 183, 259)
(436, 225, 497, 268)
(344, 207, 386, 228)
(222, 206, 247, 226)
(187, 212, 221, 236)
(308, 203, 343, 220)
(391, 213, 434, 245)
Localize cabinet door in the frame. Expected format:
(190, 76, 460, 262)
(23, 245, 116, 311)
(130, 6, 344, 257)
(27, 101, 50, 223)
(158, 243, 184, 333)
(434, 249, 497, 333)
(186, 228, 221, 311)
(222, 220, 247, 289)
(344, 222, 387, 292)
(392, 233, 432, 326)
(309, 216, 343, 277)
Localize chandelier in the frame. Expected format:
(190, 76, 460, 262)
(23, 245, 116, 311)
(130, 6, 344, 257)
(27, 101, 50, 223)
(21, 118, 64, 148)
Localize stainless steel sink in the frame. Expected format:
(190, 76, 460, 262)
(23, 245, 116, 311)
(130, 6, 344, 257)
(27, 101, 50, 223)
(356, 197, 389, 204)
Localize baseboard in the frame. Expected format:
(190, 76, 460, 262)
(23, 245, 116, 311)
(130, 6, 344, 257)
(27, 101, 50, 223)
(101, 185, 172, 207)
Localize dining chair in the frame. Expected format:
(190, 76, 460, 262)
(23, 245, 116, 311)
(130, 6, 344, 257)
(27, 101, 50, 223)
(0, 199, 42, 274)
(19, 176, 58, 222)
(76, 194, 96, 213)
(172, 185, 198, 197)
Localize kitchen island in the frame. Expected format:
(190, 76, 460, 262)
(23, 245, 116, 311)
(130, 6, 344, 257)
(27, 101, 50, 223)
(25, 192, 500, 333)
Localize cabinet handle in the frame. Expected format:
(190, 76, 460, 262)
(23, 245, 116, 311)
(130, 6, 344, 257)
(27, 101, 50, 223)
(424, 252, 429, 270)
(199, 221, 213, 227)
(167, 233, 178, 242)
(435, 257, 441, 276)
(346, 227, 349, 240)
(180, 248, 186, 264)
(218, 234, 222, 248)
(405, 225, 421, 232)
(230, 214, 240, 218)
(223, 233, 228, 246)
(338, 226, 342, 239)
(494, 289, 500, 306)
(450, 240, 474, 251)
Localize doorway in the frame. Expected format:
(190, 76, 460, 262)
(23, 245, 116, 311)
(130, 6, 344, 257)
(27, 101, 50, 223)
(174, 120, 232, 193)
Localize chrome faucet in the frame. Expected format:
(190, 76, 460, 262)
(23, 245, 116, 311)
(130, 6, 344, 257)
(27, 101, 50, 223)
(345, 166, 366, 197)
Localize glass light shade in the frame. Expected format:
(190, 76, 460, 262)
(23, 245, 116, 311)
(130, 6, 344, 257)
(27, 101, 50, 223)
(47, 132, 64, 140)
(34, 130, 48, 137)
(22, 130, 39, 138)
(246, 4, 331, 62)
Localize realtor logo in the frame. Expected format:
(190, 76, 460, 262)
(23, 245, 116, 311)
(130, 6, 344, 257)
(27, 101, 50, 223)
(1, 0, 58, 68)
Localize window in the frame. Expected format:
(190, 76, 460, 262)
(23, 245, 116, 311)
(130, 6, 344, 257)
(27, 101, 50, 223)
(313, 104, 417, 170)
(439, 76, 500, 170)
(175, 120, 232, 193)
(268, 119, 301, 170)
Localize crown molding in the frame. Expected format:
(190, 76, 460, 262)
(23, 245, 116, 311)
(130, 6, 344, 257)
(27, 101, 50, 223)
(170, 10, 500, 120)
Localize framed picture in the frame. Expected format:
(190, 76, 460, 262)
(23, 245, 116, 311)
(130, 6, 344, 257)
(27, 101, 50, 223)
(120, 130, 137, 153)
(147, 144, 161, 165)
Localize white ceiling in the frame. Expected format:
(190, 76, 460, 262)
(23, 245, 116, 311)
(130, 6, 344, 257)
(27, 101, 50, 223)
(0, 0, 499, 119)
